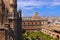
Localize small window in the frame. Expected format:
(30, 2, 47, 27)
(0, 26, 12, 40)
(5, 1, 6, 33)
(35, 23, 37, 24)
(39, 22, 41, 24)
(49, 33, 51, 34)
(48, 22, 50, 24)
(23, 23, 25, 25)
(32, 23, 33, 25)
(8, 19, 12, 23)
(52, 34, 54, 36)
(45, 31, 46, 32)
(28, 23, 29, 24)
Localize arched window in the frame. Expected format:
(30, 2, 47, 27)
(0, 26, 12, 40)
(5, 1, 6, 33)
(23, 23, 25, 25)
(57, 35, 59, 39)
(28, 23, 29, 25)
(32, 23, 33, 25)
(39, 22, 41, 24)
(35, 22, 37, 25)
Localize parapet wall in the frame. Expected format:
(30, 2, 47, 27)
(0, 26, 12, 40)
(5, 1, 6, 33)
(41, 28, 60, 38)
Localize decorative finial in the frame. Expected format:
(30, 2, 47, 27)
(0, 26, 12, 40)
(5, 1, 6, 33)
(18, 9, 22, 13)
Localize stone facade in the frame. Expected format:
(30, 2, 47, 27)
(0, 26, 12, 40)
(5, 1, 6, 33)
(0, 0, 17, 40)
(41, 28, 60, 38)
(22, 12, 47, 32)
(0, 0, 17, 28)
(0, 29, 6, 40)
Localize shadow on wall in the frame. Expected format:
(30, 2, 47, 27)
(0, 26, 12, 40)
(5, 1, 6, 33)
(16, 10, 23, 40)
(4, 10, 23, 40)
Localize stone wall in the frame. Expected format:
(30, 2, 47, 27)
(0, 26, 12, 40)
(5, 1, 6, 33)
(22, 20, 42, 32)
(0, 29, 6, 40)
(41, 28, 60, 38)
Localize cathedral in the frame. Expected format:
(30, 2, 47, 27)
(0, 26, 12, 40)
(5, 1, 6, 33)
(0, 0, 22, 40)
(0, 0, 48, 40)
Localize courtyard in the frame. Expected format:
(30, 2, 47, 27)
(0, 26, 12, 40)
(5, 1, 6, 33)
(23, 32, 59, 40)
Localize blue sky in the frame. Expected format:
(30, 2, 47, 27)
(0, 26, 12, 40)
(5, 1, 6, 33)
(17, 0, 60, 17)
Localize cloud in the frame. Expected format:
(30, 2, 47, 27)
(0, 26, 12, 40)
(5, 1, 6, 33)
(17, 0, 60, 10)
(17, 0, 48, 10)
(49, 2, 60, 6)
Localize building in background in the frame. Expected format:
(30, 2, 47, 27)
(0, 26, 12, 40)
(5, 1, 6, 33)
(22, 12, 47, 32)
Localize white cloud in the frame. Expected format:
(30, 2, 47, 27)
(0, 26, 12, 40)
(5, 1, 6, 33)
(17, 0, 60, 10)
(17, 1, 48, 10)
(50, 2, 60, 6)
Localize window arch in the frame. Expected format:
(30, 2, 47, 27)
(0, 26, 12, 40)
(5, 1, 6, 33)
(28, 23, 29, 25)
(32, 22, 33, 25)
(23, 23, 25, 25)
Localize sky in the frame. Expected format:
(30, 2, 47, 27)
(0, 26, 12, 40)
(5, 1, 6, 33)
(17, 0, 60, 17)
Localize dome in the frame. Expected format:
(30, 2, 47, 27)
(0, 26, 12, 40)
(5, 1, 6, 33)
(32, 12, 40, 19)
